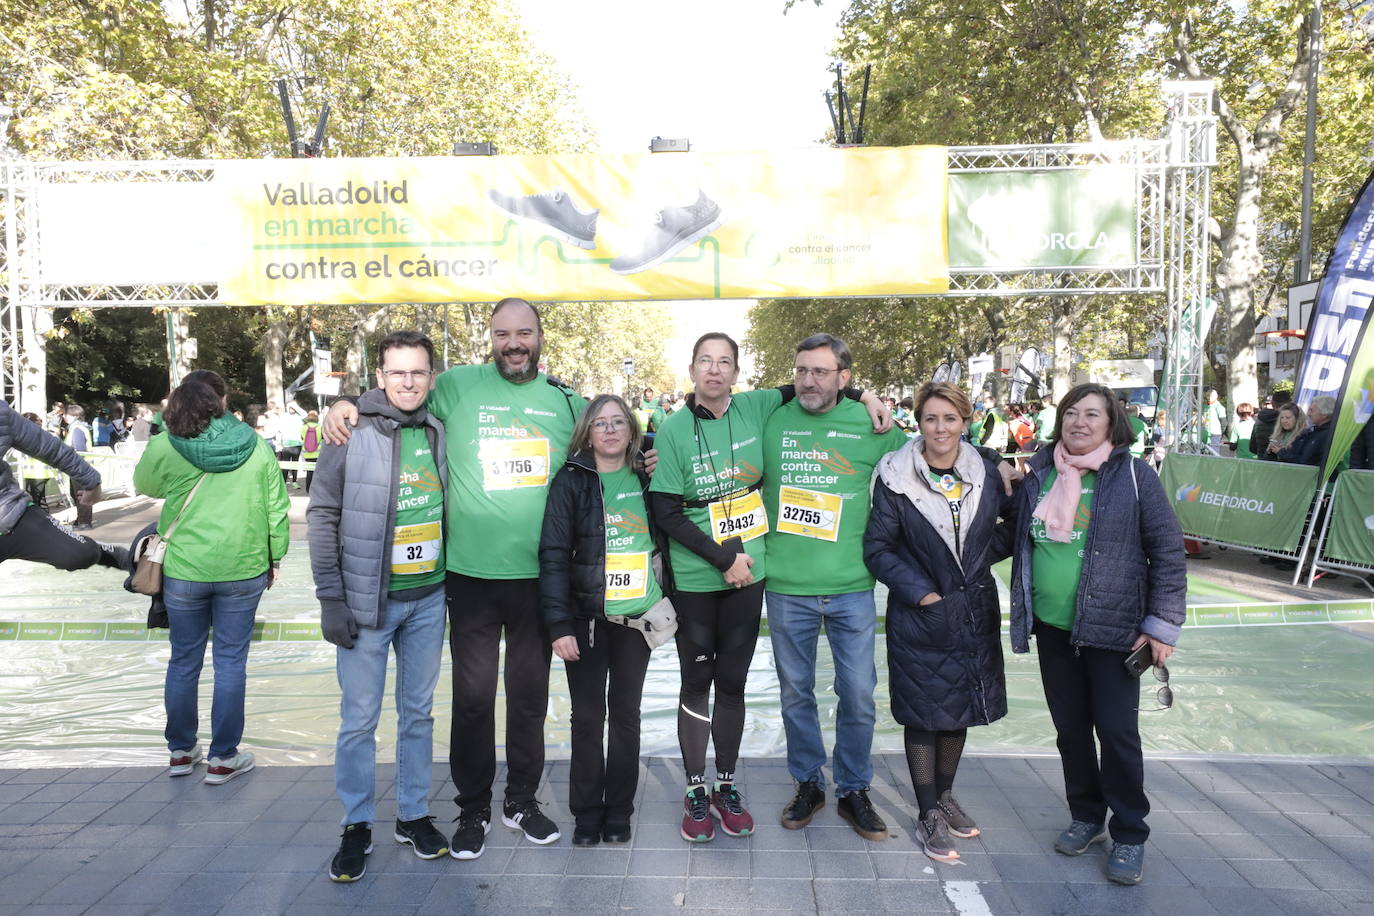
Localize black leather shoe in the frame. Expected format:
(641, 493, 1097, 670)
(572, 824, 601, 846)
(601, 823, 632, 844)
(781, 780, 825, 829)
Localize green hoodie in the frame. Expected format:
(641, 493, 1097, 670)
(134, 413, 290, 582)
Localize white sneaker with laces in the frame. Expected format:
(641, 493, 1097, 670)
(168, 745, 202, 778)
(204, 751, 255, 785)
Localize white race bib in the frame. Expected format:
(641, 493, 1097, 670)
(479, 438, 550, 491)
(391, 521, 441, 575)
(776, 486, 843, 542)
(605, 552, 649, 602)
(707, 489, 768, 544)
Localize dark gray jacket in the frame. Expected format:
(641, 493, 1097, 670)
(1008, 445, 1186, 654)
(307, 389, 447, 628)
(0, 401, 100, 532)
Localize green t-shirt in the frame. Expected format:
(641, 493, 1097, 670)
(389, 426, 446, 592)
(1030, 468, 1095, 631)
(1034, 407, 1056, 439)
(1227, 417, 1255, 459)
(1128, 415, 1149, 458)
(1204, 401, 1226, 436)
(762, 399, 906, 596)
(649, 389, 781, 592)
(426, 362, 586, 579)
(600, 466, 664, 616)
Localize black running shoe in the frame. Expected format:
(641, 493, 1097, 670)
(572, 824, 601, 846)
(601, 822, 632, 844)
(781, 780, 825, 829)
(450, 807, 490, 861)
(837, 789, 888, 841)
(394, 815, 449, 859)
(329, 822, 372, 882)
(502, 798, 560, 844)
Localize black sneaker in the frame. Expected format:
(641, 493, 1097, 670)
(329, 823, 372, 882)
(394, 815, 449, 860)
(502, 798, 560, 845)
(781, 780, 825, 829)
(450, 807, 491, 860)
(601, 822, 631, 844)
(571, 824, 601, 846)
(837, 790, 888, 841)
(1054, 820, 1108, 856)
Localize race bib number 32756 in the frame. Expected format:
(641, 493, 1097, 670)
(478, 438, 550, 491)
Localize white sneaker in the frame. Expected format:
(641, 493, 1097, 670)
(168, 745, 202, 778)
(204, 751, 255, 785)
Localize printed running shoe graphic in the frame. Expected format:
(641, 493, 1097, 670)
(609, 191, 724, 275)
(486, 189, 599, 250)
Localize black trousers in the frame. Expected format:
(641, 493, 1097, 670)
(563, 617, 651, 828)
(0, 505, 102, 570)
(1034, 619, 1150, 844)
(278, 446, 301, 483)
(68, 480, 92, 526)
(446, 572, 552, 813)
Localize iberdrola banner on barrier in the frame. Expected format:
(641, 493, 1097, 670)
(215, 148, 950, 305)
(1160, 453, 1320, 553)
(1325, 469, 1374, 566)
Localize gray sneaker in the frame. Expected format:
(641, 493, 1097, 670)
(487, 188, 599, 249)
(936, 791, 979, 838)
(1054, 820, 1108, 856)
(916, 809, 959, 862)
(1106, 842, 1145, 885)
(608, 191, 723, 275)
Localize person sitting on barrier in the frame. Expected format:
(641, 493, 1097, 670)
(1276, 396, 1338, 471)
(1260, 401, 1303, 461)
(863, 382, 1015, 862)
(539, 394, 676, 848)
(0, 400, 127, 572)
(133, 370, 290, 786)
(1006, 382, 1185, 887)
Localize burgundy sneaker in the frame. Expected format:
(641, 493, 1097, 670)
(681, 787, 714, 843)
(710, 783, 754, 837)
(168, 745, 201, 778)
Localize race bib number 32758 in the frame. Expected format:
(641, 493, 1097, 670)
(478, 438, 550, 491)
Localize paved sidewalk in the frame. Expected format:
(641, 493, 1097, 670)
(3, 753, 1373, 915)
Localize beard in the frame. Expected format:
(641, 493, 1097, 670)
(494, 341, 541, 382)
(797, 387, 836, 413)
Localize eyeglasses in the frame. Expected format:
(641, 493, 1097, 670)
(1137, 665, 1173, 713)
(793, 366, 839, 380)
(694, 356, 735, 372)
(591, 417, 629, 433)
(382, 370, 433, 382)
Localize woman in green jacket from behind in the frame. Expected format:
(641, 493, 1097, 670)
(134, 370, 290, 784)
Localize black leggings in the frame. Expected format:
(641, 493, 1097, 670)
(673, 582, 764, 785)
(903, 727, 968, 817)
(0, 504, 106, 570)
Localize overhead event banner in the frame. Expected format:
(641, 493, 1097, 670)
(1325, 469, 1374, 567)
(1293, 166, 1374, 479)
(215, 148, 949, 305)
(946, 169, 1137, 269)
(1160, 453, 1319, 553)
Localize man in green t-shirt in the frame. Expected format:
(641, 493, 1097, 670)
(308, 331, 453, 880)
(763, 333, 908, 841)
(323, 299, 585, 858)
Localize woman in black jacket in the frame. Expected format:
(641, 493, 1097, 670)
(539, 394, 676, 848)
(863, 382, 1014, 863)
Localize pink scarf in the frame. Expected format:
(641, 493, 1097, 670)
(1032, 440, 1114, 543)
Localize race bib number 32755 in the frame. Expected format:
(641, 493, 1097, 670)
(776, 486, 842, 542)
(478, 438, 550, 491)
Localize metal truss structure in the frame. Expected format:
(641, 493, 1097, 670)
(0, 83, 1217, 443)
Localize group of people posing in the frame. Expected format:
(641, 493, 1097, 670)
(0, 296, 1187, 890)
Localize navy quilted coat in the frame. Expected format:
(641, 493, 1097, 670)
(863, 440, 1014, 731)
(1008, 445, 1187, 654)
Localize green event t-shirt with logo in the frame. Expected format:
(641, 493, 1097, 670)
(762, 399, 907, 596)
(600, 466, 664, 617)
(649, 389, 781, 592)
(1030, 468, 1095, 631)
(389, 426, 446, 592)
(426, 362, 586, 579)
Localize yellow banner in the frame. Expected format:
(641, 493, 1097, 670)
(216, 148, 949, 304)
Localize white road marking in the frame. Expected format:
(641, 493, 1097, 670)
(944, 880, 994, 916)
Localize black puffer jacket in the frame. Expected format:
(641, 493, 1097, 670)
(538, 450, 671, 641)
(863, 439, 1014, 731)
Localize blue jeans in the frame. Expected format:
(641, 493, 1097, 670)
(335, 587, 447, 826)
(765, 590, 878, 794)
(163, 573, 269, 759)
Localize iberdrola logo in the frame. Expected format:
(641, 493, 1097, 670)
(1175, 483, 1202, 503)
(1174, 481, 1273, 514)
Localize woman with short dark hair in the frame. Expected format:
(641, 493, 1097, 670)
(1006, 383, 1185, 885)
(134, 372, 290, 784)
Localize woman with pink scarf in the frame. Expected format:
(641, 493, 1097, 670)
(1006, 383, 1186, 887)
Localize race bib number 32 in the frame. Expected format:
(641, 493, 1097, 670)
(776, 486, 843, 542)
(708, 489, 769, 544)
(479, 438, 550, 491)
(605, 552, 649, 602)
(392, 522, 441, 575)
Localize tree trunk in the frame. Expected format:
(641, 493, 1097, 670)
(263, 313, 288, 408)
(167, 308, 194, 389)
(344, 305, 387, 394)
(1213, 155, 1265, 415)
(19, 306, 51, 416)
(1049, 298, 1076, 399)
